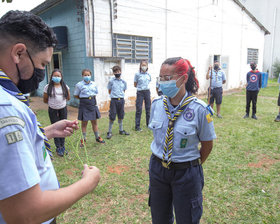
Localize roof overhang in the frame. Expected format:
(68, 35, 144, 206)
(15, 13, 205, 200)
(31, 0, 64, 15)
(232, 0, 270, 35)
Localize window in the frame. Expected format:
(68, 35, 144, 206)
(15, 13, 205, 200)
(113, 34, 152, 63)
(247, 48, 258, 64)
(46, 52, 63, 81)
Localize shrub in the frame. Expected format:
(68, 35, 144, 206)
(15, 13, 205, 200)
(272, 58, 280, 78)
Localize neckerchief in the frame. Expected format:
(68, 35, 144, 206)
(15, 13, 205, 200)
(0, 70, 53, 159)
(163, 94, 195, 167)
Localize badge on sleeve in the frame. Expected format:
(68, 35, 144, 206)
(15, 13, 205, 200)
(5, 130, 23, 144)
(0, 116, 25, 129)
(183, 108, 195, 121)
(206, 113, 213, 123)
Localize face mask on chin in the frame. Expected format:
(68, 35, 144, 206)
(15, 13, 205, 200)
(16, 50, 46, 94)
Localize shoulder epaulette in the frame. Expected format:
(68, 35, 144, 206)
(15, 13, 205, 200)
(152, 95, 163, 103)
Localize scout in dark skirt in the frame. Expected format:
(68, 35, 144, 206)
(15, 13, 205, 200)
(74, 69, 105, 146)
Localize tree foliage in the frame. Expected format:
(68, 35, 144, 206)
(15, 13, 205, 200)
(2, 0, 13, 3)
(272, 58, 280, 78)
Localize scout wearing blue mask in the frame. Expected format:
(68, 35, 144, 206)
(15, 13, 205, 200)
(148, 57, 216, 224)
(74, 69, 105, 146)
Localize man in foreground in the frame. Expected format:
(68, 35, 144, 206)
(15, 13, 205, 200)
(0, 10, 100, 224)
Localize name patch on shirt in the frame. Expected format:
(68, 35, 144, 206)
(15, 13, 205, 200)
(0, 116, 25, 129)
(5, 130, 23, 144)
(183, 108, 195, 121)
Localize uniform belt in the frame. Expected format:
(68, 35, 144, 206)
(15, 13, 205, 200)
(153, 154, 201, 170)
(112, 98, 123, 100)
(80, 96, 95, 99)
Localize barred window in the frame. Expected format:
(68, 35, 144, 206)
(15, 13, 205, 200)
(247, 48, 258, 64)
(113, 34, 152, 63)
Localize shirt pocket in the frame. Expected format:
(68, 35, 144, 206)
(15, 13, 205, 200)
(174, 125, 196, 149)
(149, 121, 165, 145)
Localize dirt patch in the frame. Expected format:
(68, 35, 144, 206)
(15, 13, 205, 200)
(107, 165, 130, 175)
(248, 157, 280, 169)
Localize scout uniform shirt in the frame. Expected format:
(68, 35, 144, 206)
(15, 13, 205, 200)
(107, 77, 127, 98)
(149, 92, 216, 162)
(210, 69, 226, 89)
(0, 85, 59, 224)
(134, 72, 151, 91)
(74, 80, 98, 98)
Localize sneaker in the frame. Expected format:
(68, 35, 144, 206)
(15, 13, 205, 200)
(80, 139, 86, 148)
(56, 148, 64, 157)
(217, 114, 223, 118)
(251, 114, 258, 120)
(96, 136, 105, 143)
(135, 127, 142, 132)
(106, 132, 112, 139)
(61, 146, 68, 155)
(243, 114, 249, 118)
(119, 130, 130, 135)
(274, 115, 280, 122)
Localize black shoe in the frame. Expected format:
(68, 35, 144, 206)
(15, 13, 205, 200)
(135, 127, 142, 132)
(274, 115, 280, 122)
(251, 114, 258, 120)
(243, 114, 249, 119)
(119, 130, 130, 135)
(96, 136, 105, 143)
(106, 132, 112, 139)
(56, 148, 64, 157)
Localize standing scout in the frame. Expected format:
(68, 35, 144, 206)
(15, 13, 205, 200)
(0, 10, 100, 223)
(134, 60, 151, 131)
(106, 65, 129, 139)
(243, 62, 262, 120)
(74, 69, 105, 147)
(206, 61, 226, 118)
(274, 73, 280, 122)
(148, 57, 216, 224)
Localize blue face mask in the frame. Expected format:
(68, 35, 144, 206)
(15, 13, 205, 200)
(160, 80, 180, 98)
(52, 77, 61, 83)
(83, 76, 91, 82)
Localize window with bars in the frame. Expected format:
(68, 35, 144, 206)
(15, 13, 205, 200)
(113, 34, 152, 63)
(247, 48, 259, 64)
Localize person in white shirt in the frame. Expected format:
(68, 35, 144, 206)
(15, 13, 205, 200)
(44, 69, 70, 156)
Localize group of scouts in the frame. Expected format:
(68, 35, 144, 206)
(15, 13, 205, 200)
(1, 10, 279, 224)
(43, 60, 152, 157)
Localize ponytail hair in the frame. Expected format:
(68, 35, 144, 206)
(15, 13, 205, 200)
(162, 57, 199, 94)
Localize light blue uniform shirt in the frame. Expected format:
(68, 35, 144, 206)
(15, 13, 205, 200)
(74, 80, 98, 98)
(210, 69, 226, 89)
(107, 77, 127, 98)
(0, 86, 59, 224)
(134, 72, 151, 91)
(148, 92, 216, 163)
(156, 80, 162, 92)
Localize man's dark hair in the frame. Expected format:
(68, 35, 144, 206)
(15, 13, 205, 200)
(162, 57, 199, 94)
(0, 10, 57, 54)
(112, 65, 121, 73)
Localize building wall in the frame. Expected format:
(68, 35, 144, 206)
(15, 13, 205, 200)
(241, 0, 280, 76)
(92, 0, 266, 111)
(36, 0, 93, 107)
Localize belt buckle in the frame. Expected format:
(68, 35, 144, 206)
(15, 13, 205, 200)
(118, 98, 120, 100)
(161, 161, 168, 169)
(89, 96, 92, 100)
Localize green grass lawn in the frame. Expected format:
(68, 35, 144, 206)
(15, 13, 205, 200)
(37, 79, 280, 224)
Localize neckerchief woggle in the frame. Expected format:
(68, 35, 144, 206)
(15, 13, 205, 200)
(0, 70, 54, 159)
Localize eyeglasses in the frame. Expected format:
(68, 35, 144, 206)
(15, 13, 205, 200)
(157, 74, 178, 82)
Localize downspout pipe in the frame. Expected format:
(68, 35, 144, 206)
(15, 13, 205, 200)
(109, 0, 114, 57)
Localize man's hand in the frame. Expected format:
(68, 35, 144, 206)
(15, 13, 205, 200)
(44, 120, 79, 140)
(81, 164, 101, 193)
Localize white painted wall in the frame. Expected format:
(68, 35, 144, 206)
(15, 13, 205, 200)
(90, 0, 266, 111)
